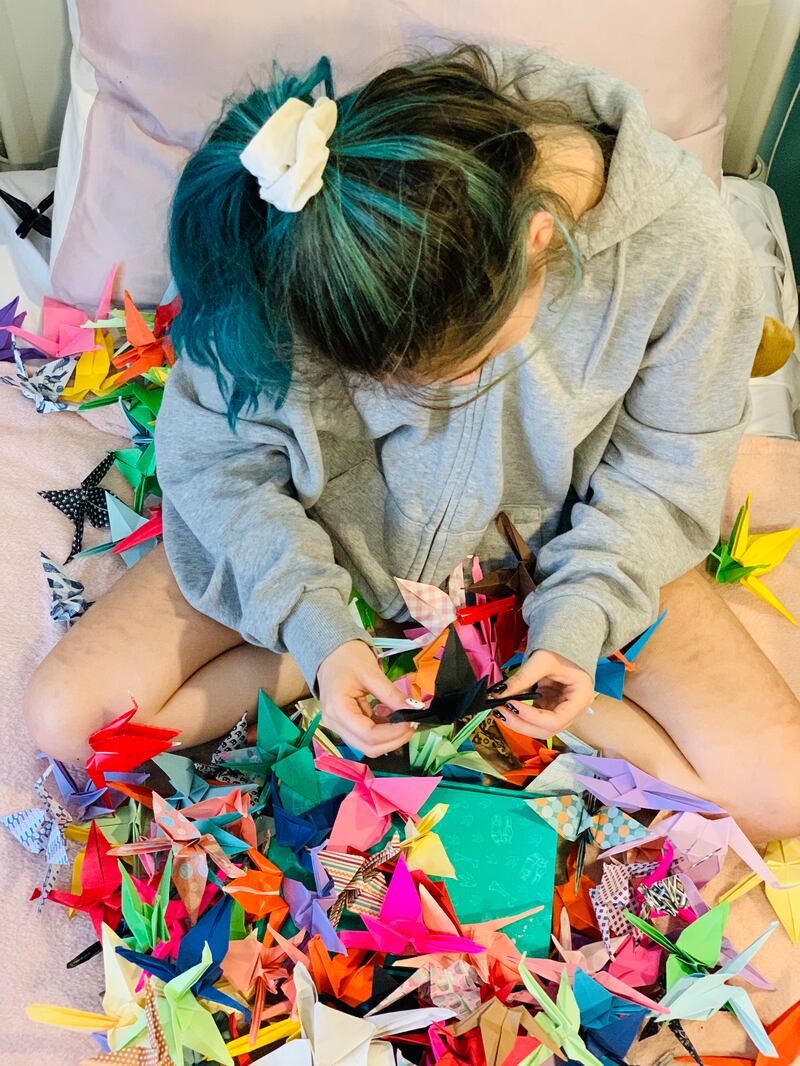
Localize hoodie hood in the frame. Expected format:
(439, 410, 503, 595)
(490, 45, 708, 259)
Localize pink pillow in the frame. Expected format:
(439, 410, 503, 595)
(51, 0, 733, 309)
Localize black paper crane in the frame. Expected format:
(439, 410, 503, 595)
(389, 624, 537, 725)
(38, 451, 115, 563)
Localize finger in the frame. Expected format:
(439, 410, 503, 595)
(359, 662, 413, 711)
(327, 697, 415, 755)
(492, 709, 552, 741)
(506, 696, 587, 732)
(496, 653, 550, 698)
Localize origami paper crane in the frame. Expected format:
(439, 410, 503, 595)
(588, 860, 655, 950)
(625, 901, 731, 989)
(1, 264, 115, 359)
(314, 753, 440, 851)
(571, 969, 649, 1065)
(40, 757, 107, 820)
(305, 935, 376, 1007)
(33, 821, 122, 936)
(111, 509, 162, 560)
(594, 611, 667, 701)
(708, 493, 800, 623)
(368, 957, 483, 1017)
(720, 837, 800, 943)
(222, 847, 288, 931)
(1, 765, 70, 905)
(86, 703, 179, 795)
(27, 923, 147, 1050)
(221, 930, 291, 1043)
(38, 451, 116, 563)
(256, 962, 450, 1066)
(193, 712, 251, 785)
(79, 981, 172, 1065)
(111, 793, 244, 922)
(152, 941, 235, 1066)
(61, 330, 116, 403)
(394, 576, 458, 637)
(114, 443, 159, 515)
(40, 549, 94, 624)
(105, 493, 155, 567)
(571, 755, 725, 815)
(108, 291, 176, 386)
(283, 876, 344, 954)
(0, 295, 37, 359)
(675, 998, 800, 1066)
(497, 723, 559, 786)
(655, 919, 779, 1056)
(525, 912, 665, 1016)
(515, 963, 606, 1066)
(432, 995, 549, 1066)
(119, 852, 172, 953)
(607, 934, 663, 988)
(316, 848, 389, 919)
(117, 893, 246, 1017)
(152, 750, 252, 809)
(526, 792, 647, 850)
(408, 712, 494, 777)
(1, 350, 75, 412)
(341, 854, 483, 957)
(603, 811, 783, 889)
(397, 802, 455, 878)
(219, 690, 322, 806)
(272, 779, 341, 867)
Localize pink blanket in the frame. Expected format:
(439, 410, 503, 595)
(0, 385, 798, 1063)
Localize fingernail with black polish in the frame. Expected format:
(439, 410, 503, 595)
(493, 710, 507, 722)
(505, 702, 520, 716)
(487, 682, 507, 695)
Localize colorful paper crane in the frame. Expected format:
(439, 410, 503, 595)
(708, 493, 800, 623)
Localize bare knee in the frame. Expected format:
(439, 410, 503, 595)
(23, 657, 99, 764)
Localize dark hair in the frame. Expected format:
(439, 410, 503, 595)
(168, 42, 590, 424)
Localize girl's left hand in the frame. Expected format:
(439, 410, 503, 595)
(492, 649, 595, 739)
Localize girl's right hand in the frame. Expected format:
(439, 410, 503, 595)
(316, 639, 417, 757)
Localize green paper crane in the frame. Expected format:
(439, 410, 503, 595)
(516, 961, 605, 1066)
(156, 941, 235, 1066)
(623, 901, 729, 989)
(115, 443, 159, 514)
(409, 711, 495, 776)
(216, 690, 322, 806)
(120, 852, 172, 953)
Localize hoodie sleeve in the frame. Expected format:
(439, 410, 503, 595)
(155, 356, 372, 691)
(521, 214, 765, 679)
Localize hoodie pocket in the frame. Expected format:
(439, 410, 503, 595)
(308, 458, 423, 616)
(474, 505, 544, 571)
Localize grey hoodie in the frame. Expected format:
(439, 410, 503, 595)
(155, 47, 764, 690)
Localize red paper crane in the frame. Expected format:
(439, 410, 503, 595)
(110, 292, 176, 385)
(86, 702, 179, 796)
(31, 821, 122, 936)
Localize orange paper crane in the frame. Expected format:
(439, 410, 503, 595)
(110, 292, 176, 386)
(222, 848, 288, 938)
(675, 998, 800, 1065)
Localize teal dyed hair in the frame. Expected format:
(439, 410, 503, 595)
(168, 43, 590, 424)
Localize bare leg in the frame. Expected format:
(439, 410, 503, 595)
(24, 543, 308, 762)
(568, 567, 800, 843)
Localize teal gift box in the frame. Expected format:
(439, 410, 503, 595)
(420, 778, 557, 958)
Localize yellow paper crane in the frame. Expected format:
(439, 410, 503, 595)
(708, 493, 800, 623)
(719, 838, 800, 944)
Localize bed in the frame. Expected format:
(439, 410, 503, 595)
(1, 4, 800, 1063)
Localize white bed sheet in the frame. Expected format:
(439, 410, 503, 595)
(1, 168, 798, 438)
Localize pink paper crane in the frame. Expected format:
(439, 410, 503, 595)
(110, 793, 243, 922)
(181, 788, 258, 849)
(602, 811, 785, 890)
(340, 854, 484, 957)
(1, 264, 117, 359)
(314, 754, 440, 852)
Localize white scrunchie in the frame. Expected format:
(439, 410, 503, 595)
(239, 95, 338, 213)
